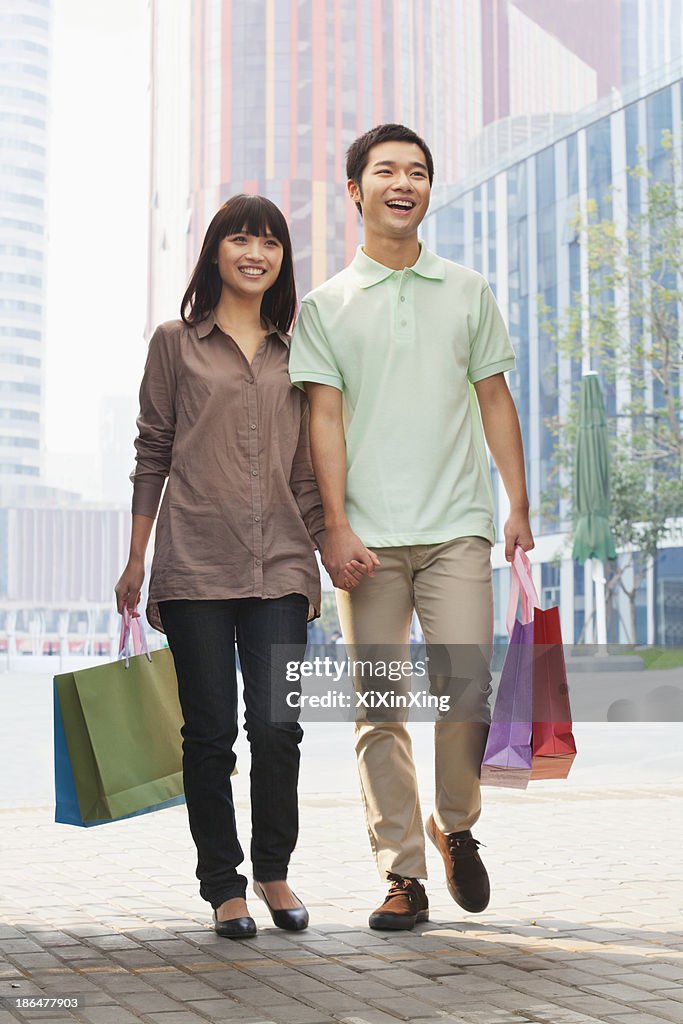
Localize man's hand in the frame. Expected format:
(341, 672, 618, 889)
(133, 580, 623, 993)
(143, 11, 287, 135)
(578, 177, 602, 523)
(323, 525, 380, 590)
(503, 507, 534, 562)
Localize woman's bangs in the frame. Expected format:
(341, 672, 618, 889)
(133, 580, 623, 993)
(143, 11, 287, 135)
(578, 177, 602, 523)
(219, 196, 286, 244)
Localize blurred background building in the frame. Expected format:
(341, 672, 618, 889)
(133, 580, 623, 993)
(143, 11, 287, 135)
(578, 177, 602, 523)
(425, 64, 683, 646)
(147, 0, 683, 322)
(0, 1, 130, 656)
(0, 0, 50, 503)
(147, 0, 610, 323)
(1, 0, 681, 654)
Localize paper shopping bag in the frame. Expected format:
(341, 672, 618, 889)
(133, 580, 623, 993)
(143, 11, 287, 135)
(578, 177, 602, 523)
(480, 618, 534, 789)
(531, 602, 576, 780)
(481, 547, 576, 786)
(54, 611, 185, 825)
(480, 544, 539, 789)
(53, 675, 184, 827)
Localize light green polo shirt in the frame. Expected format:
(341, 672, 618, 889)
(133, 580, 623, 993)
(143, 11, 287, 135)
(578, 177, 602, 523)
(289, 242, 515, 547)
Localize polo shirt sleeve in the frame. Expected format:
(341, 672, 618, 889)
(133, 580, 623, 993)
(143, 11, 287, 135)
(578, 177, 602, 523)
(467, 284, 516, 384)
(289, 298, 344, 392)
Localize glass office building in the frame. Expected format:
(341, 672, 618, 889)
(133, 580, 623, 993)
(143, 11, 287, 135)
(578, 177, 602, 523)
(425, 65, 683, 646)
(0, 0, 50, 501)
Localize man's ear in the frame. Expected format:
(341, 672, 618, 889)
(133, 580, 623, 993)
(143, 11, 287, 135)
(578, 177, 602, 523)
(347, 178, 362, 207)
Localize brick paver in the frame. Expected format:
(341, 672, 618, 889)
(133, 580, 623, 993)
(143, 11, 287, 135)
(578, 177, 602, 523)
(2, 722, 683, 1024)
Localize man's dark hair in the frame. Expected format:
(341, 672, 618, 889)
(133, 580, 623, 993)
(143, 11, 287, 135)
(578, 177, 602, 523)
(346, 123, 435, 215)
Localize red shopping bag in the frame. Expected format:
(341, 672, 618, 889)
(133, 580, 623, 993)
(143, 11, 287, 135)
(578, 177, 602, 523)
(531, 600, 576, 779)
(510, 548, 577, 780)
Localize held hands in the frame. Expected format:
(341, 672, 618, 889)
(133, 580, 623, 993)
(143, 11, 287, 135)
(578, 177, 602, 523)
(322, 524, 380, 591)
(114, 557, 145, 615)
(504, 507, 535, 562)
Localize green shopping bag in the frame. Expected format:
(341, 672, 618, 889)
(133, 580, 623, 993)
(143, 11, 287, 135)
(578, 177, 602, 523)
(54, 611, 184, 823)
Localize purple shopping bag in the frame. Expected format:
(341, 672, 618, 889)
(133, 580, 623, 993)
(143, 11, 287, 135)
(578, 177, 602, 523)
(480, 548, 539, 789)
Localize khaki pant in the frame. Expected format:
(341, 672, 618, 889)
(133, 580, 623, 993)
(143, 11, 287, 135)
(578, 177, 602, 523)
(336, 536, 493, 880)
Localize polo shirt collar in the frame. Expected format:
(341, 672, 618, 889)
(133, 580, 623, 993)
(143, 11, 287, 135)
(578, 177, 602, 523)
(195, 311, 290, 347)
(352, 240, 446, 289)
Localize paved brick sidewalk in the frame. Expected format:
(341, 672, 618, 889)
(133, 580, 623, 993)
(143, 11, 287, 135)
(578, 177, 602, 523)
(2, 761, 683, 1024)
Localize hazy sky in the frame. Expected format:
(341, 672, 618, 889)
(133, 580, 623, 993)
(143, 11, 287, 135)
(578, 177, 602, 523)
(45, 1, 149, 499)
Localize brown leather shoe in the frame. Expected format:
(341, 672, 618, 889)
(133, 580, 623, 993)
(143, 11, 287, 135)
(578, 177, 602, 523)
(368, 873, 429, 931)
(426, 814, 490, 913)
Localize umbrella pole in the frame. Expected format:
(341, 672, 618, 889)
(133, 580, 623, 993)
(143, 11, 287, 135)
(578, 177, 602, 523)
(592, 558, 608, 649)
(584, 561, 595, 643)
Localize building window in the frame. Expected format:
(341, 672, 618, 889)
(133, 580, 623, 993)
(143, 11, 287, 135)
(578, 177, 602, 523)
(0, 463, 39, 475)
(656, 548, 683, 646)
(542, 562, 560, 609)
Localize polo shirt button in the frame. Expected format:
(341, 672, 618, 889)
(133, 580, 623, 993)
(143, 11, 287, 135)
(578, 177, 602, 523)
(250, 423, 256, 430)
(246, 376, 254, 383)
(400, 295, 406, 302)
(251, 469, 258, 476)
(255, 559, 261, 566)
(254, 515, 261, 522)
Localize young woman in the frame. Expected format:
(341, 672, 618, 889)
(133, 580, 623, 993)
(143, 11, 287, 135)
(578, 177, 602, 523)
(115, 195, 330, 938)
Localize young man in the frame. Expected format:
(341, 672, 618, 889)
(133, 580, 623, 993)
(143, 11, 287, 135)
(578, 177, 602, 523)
(289, 123, 534, 930)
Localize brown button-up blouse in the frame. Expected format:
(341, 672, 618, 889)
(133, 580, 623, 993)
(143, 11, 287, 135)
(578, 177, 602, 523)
(131, 313, 325, 632)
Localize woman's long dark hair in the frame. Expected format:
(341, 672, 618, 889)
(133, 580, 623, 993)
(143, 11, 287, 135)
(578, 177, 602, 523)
(181, 194, 297, 333)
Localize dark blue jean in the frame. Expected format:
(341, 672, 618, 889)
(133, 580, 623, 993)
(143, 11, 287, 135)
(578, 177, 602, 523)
(158, 595, 308, 908)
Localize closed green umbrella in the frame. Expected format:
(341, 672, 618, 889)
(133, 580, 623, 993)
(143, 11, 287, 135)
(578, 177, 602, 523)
(572, 372, 617, 563)
(572, 371, 616, 645)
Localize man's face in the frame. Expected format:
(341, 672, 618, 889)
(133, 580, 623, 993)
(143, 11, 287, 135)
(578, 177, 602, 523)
(348, 140, 431, 239)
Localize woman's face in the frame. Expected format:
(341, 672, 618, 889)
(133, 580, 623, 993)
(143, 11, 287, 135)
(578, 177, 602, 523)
(215, 226, 284, 301)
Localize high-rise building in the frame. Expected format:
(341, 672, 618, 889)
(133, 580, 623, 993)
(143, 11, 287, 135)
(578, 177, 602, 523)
(476, 0, 683, 175)
(148, 0, 601, 323)
(0, 0, 50, 503)
(481, 0, 683, 123)
(475, 0, 622, 174)
(506, 0, 622, 100)
(148, 0, 485, 323)
(481, 0, 610, 126)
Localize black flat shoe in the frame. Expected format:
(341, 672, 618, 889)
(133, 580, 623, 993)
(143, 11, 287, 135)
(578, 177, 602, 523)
(212, 910, 257, 938)
(253, 880, 309, 931)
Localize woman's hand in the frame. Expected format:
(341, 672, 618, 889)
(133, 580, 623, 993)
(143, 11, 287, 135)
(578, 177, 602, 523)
(322, 525, 380, 590)
(341, 559, 369, 591)
(115, 557, 145, 615)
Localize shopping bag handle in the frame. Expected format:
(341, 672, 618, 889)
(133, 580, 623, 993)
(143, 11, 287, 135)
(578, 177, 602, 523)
(118, 606, 152, 667)
(506, 546, 541, 636)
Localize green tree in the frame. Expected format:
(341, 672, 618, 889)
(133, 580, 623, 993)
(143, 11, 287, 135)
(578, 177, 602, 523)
(541, 133, 683, 642)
